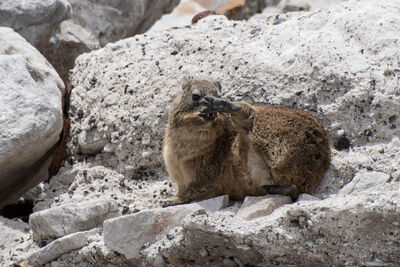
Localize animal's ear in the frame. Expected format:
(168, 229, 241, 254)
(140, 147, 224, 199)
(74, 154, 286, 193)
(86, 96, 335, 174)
(182, 80, 191, 91)
(182, 77, 193, 91)
(214, 81, 222, 96)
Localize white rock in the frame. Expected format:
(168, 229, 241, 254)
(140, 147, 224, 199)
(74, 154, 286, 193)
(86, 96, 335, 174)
(40, 19, 100, 82)
(391, 170, 400, 182)
(0, 0, 71, 48)
(197, 195, 229, 212)
(78, 129, 109, 155)
(104, 204, 202, 259)
(104, 94, 118, 106)
(67, 0, 180, 46)
(103, 195, 228, 259)
(69, 0, 400, 192)
(0, 27, 64, 207)
(26, 229, 99, 266)
(103, 143, 115, 153)
(156, 191, 400, 266)
(0, 216, 31, 264)
(29, 199, 120, 239)
(339, 171, 391, 194)
(236, 195, 292, 220)
(297, 193, 321, 202)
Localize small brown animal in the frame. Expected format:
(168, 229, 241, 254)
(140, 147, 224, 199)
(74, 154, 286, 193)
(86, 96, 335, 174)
(162, 80, 330, 205)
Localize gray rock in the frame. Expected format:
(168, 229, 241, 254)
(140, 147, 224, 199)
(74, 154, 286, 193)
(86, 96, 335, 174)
(78, 129, 109, 155)
(339, 171, 391, 195)
(67, 0, 179, 46)
(104, 204, 202, 259)
(0, 27, 64, 207)
(197, 195, 229, 212)
(152, 191, 400, 266)
(103, 196, 228, 259)
(69, 0, 400, 195)
(0, 216, 31, 264)
(0, 0, 71, 49)
(236, 195, 292, 220)
(391, 170, 400, 182)
(29, 0, 400, 265)
(26, 229, 99, 266)
(29, 199, 120, 239)
(40, 19, 100, 83)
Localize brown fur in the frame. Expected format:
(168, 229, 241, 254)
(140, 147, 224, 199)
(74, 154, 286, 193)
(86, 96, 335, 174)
(162, 80, 330, 204)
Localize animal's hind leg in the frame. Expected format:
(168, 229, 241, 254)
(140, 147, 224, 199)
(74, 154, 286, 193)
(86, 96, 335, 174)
(162, 183, 222, 207)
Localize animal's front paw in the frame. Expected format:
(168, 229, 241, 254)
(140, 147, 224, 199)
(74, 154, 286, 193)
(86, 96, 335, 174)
(161, 197, 190, 207)
(199, 96, 241, 114)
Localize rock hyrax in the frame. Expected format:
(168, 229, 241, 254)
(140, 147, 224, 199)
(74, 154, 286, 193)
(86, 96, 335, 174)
(162, 80, 330, 205)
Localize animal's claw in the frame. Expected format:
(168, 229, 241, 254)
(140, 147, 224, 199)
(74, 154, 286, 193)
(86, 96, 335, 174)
(200, 96, 241, 113)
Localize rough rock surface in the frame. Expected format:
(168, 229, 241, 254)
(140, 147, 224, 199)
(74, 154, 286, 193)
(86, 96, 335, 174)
(0, 27, 64, 207)
(249, 0, 345, 22)
(236, 195, 292, 220)
(339, 171, 391, 195)
(67, 0, 180, 47)
(67, 0, 399, 197)
(104, 196, 228, 260)
(27, 228, 100, 266)
(29, 199, 119, 240)
(3, 0, 400, 265)
(40, 20, 100, 83)
(148, 190, 400, 266)
(0, 216, 32, 264)
(0, 0, 71, 49)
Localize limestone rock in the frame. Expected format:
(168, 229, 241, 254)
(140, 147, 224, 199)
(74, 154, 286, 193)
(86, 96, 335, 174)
(67, 0, 180, 47)
(0, 0, 71, 49)
(26, 228, 99, 266)
(339, 171, 391, 194)
(237, 195, 292, 220)
(197, 195, 229, 212)
(391, 170, 400, 182)
(0, 216, 31, 264)
(297, 193, 320, 202)
(103, 196, 228, 259)
(0, 27, 64, 207)
(29, 200, 119, 240)
(152, 191, 400, 266)
(22, 0, 400, 265)
(40, 20, 100, 83)
(69, 0, 399, 195)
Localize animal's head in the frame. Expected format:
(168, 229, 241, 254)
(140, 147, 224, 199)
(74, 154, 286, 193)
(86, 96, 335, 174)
(176, 79, 221, 113)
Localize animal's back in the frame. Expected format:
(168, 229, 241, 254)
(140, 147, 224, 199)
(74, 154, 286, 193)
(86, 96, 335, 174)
(248, 104, 330, 193)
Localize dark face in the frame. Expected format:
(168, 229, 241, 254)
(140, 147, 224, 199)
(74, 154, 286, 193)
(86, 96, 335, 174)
(178, 80, 221, 113)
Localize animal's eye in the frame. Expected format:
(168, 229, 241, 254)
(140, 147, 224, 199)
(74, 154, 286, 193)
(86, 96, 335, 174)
(192, 93, 201, 101)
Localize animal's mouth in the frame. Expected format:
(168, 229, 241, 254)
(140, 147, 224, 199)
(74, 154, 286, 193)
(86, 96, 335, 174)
(199, 112, 217, 121)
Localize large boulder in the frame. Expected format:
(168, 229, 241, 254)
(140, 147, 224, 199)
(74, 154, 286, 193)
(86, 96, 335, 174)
(0, 0, 71, 49)
(145, 190, 400, 266)
(67, 0, 399, 196)
(0, 27, 64, 207)
(42, 0, 180, 83)
(67, 0, 180, 46)
(12, 0, 399, 265)
(40, 20, 101, 83)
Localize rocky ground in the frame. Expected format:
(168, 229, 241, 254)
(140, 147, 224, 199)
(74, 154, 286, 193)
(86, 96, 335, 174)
(0, 0, 399, 266)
